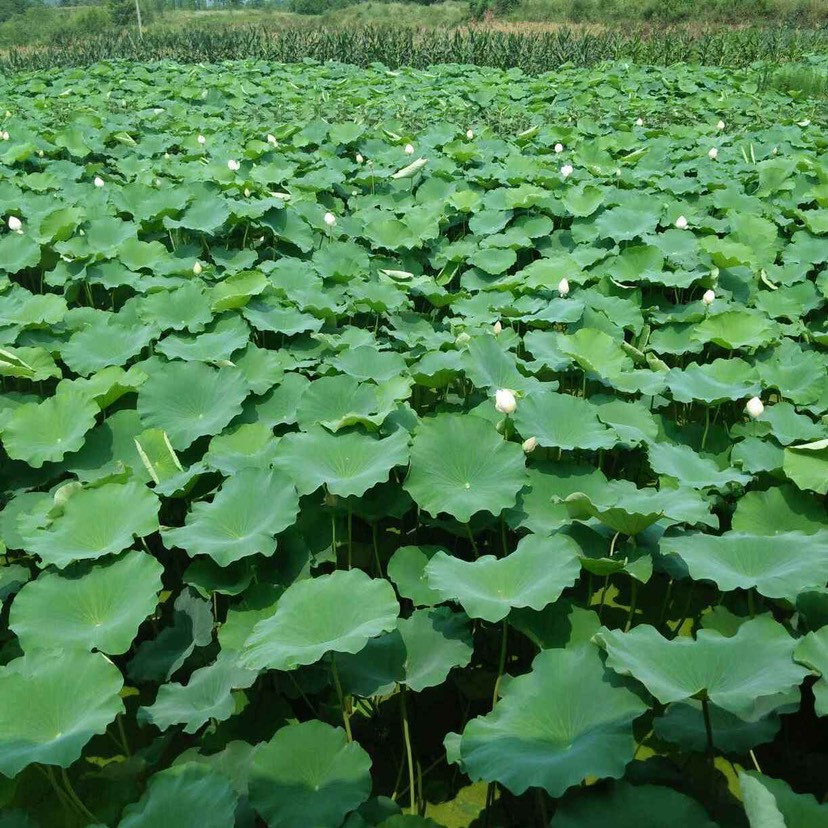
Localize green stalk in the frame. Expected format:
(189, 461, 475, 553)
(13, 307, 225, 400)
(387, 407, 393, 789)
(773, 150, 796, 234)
(347, 502, 353, 571)
(61, 766, 99, 824)
(330, 656, 352, 742)
(492, 619, 508, 708)
(701, 696, 715, 758)
(400, 685, 417, 816)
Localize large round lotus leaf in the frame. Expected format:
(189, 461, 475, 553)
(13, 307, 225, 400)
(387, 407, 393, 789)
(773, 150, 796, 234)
(458, 645, 646, 796)
(337, 631, 406, 698)
(136, 282, 213, 333)
(117, 763, 238, 828)
(0, 649, 124, 777)
(61, 315, 154, 376)
(660, 531, 828, 601)
(399, 607, 474, 692)
(10, 551, 163, 654)
(655, 699, 781, 754)
(140, 653, 258, 734)
(794, 627, 828, 717)
(461, 335, 532, 393)
(739, 771, 828, 828)
(295, 375, 390, 432)
(2, 388, 99, 468)
(241, 569, 399, 671)
(783, 440, 828, 495)
(137, 361, 249, 450)
(647, 442, 751, 489)
(274, 426, 410, 498)
(556, 328, 634, 378)
(331, 345, 408, 383)
(666, 358, 761, 404)
(156, 316, 250, 363)
(758, 403, 825, 447)
(592, 396, 659, 446)
(25, 481, 160, 569)
(404, 413, 527, 522)
(554, 782, 718, 828)
(691, 309, 778, 351)
(513, 392, 617, 451)
(249, 720, 372, 828)
(425, 534, 581, 622)
(594, 616, 808, 717)
(731, 485, 827, 536)
(162, 468, 300, 566)
(387, 545, 444, 606)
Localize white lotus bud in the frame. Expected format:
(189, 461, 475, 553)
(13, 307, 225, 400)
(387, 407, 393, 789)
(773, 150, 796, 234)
(267, 134, 278, 146)
(1, 131, 9, 141)
(197, 134, 206, 145)
(554, 143, 564, 153)
(708, 147, 718, 160)
(702, 289, 715, 305)
(746, 396, 764, 419)
(227, 159, 240, 171)
(193, 261, 203, 275)
(495, 388, 517, 415)
(323, 212, 336, 227)
(455, 331, 471, 346)
(404, 143, 414, 155)
(635, 117, 644, 127)
(560, 164, 573, 179)
(7, 215, 22, 232)
(355, 153, 364, 163)
(244, 188, 251, 198)
(558, 278, 570, 297)
(93, 176, 105, 187)
(716, 120, 725, 131)
(164, 153, 170, 160)
(493, 320, 502, 336)
(466, 129, 474, 139)
(522, 436, 539, 453)
(675, 215, 688, 230)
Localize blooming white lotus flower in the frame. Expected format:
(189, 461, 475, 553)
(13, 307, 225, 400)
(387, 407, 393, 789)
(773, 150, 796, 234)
(522, 436, 539, 453)
(404, 143, 414, 155)
(7, 215, 22, 232)
(197, 134, 206, 145)
(561, 164, 573, 179)
(323, 212, 336, 227)
(495, 389, 517, 415)
(267, 134, 278, 146)
(558, 277, 570, 297)
(746, 396, 764, 419)
(554, 143, 564, 153)
(708, 147, 718, 160)
(466, 129, 474, 139)
(635, 117, 644, 127)
(355, 153, 364, 163)
(227, 159, 240, 172)
(93, 176, 105, 188)
(702, 289, 715, 305)
(493, 320, 502, 336)
(193, 261, 203, 276)
(716, 120, 725, 131)
(675, 215, 688, 230)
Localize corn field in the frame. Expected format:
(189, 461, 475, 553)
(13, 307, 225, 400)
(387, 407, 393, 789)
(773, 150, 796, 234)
(3, 24, 827, 72)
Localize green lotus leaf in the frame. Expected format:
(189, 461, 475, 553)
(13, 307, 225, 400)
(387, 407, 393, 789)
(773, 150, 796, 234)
(794, 628, 828, 717)
(565, 491, 662, 537)
(461, 335, 532, 393)
(337, 631, 406, 698)
(2, 388, 98, 468)
(295, 374, 393, 432)
(760, 402, 825, 447)
(136, 282, 213, 333)
(513, 392, 617, 451)
(783, 439, 828, 495)
(557, 328, 635, 378)
(204, 423, 279, 474)
(404, 413, 527, 522)
(163, 469, 300, 566)
(691, 309, 778, 351)
(331, 345, 408, 383)
(660, 531, 828, 601)
(156, 316, 250, 363)
(739, 772, 828, 828)
(595, 616, 808, 717)
(399, 607, 474, 692)
(0, 286, 66, 327)
(592, 396, 659, 446)
(0, 345, 61, 381)
(241, 372, 310, 428)
(274, 426, 410, 498)
(134, 426, 185, 484)
(249, 720, 372, 828)
(732, 485, 827, 536)
(61, 314, 154, 376)
(137, 361, 249, 450)
(595, 204, 658, 242)
(10, 551, 163, 654)
(425, 534, 581, 623)
(458, 644, 646, 796)
(0, 234, 41, 274)
(117, 763, 238, 828)
(241, 569, 399, 671)
(667, 358, 761, 404)
(756, 339, 825, 407)
(648, 442, 751, 489)
(0, 649, 124, 777)
(562, 183, 604, 217)
(387, 545, 444, 607)
(25, 481, 159, 569)
(554, 782, 718, 828)
(139, 652, 258, 734)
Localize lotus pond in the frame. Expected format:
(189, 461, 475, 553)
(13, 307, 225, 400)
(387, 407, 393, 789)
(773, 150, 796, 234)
(0, 58, 828, 827)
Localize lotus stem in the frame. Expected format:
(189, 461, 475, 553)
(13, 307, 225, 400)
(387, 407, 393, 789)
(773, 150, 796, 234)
(492, 619, 508, 707)
(624, 579, 638, 632)
(61, 766, 99, 824)
(701, 406, 710, 450)
(701, 696, 715, 758)
(465, 523, 480, 559)
(330, 656, 352, 742)
(400, 685, 417, 815)
(347, 502, 353, 571)
(117, 713, 131, 757)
